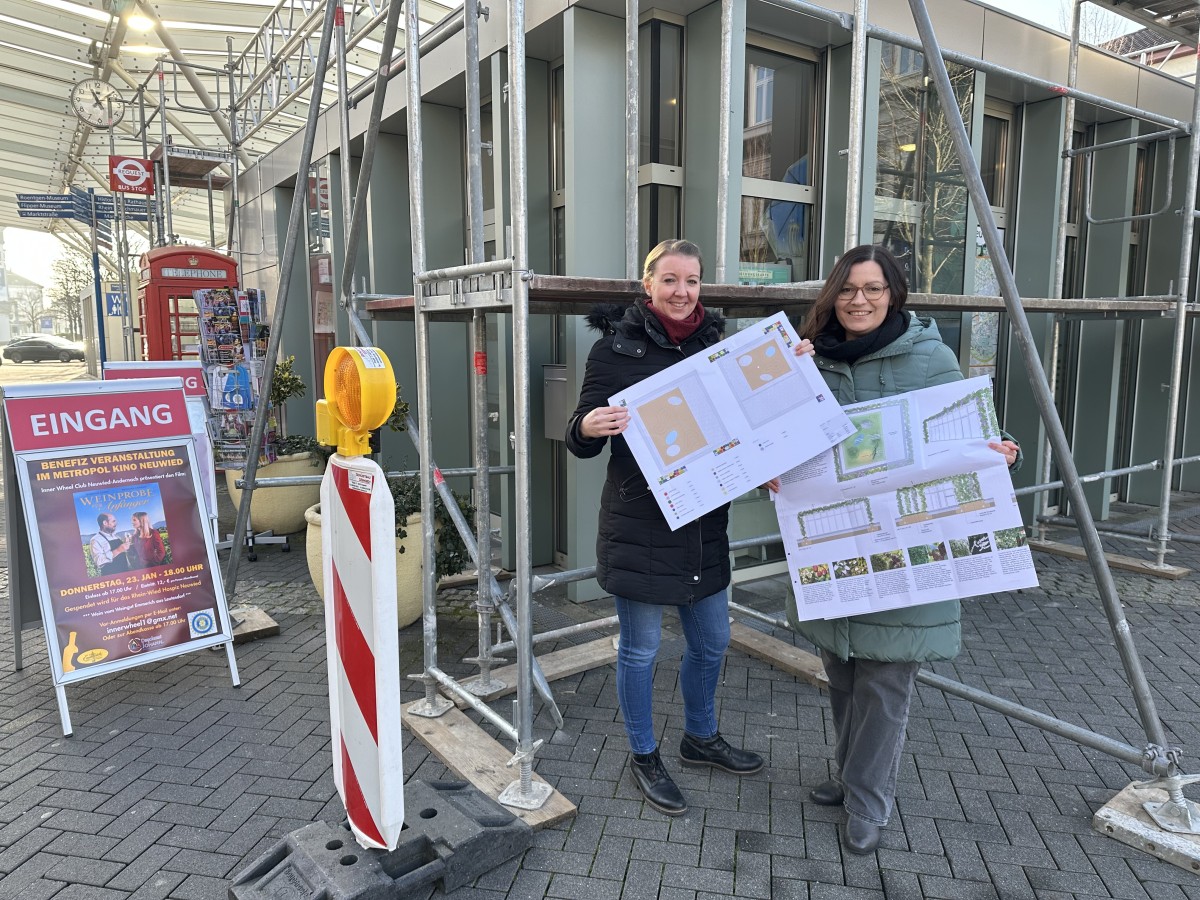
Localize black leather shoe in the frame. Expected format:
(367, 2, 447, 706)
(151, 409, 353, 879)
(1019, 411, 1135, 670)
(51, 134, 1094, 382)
(679, 732, 764, 774)
(630, 750, 687, 816)
(809, 779, 845, 806)
(841, 817, 882, 855)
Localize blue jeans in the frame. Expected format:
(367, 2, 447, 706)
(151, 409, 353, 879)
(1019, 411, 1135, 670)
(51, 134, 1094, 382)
(613, 590, 731, 754)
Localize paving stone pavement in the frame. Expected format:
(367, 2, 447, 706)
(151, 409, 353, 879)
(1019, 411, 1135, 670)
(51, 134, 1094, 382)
(1, 480, 1199, 899)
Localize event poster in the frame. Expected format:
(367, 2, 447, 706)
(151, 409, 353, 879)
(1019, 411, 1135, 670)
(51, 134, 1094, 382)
(101, 362, 218, 521)
(18, 440, 227, 681)
(773, 376, 1039, 622)
(611, 312, 855, 530)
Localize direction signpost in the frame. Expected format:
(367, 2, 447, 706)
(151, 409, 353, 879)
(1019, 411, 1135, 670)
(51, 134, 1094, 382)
(18, 186, 151, 363)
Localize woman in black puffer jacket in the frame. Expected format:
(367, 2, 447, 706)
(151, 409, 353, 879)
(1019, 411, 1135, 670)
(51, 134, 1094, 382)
(565, 239, 767, 817)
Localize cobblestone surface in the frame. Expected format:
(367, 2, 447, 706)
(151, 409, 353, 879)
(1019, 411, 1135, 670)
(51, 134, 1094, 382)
(0, 478, 1199, 899)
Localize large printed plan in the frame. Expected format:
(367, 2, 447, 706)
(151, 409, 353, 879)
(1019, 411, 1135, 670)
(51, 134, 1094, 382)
(774, 376, 1038, 621)
(612, 312, 854, 530)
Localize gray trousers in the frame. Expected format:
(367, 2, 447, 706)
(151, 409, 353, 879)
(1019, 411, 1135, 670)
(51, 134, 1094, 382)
(821, 652, 920, 826)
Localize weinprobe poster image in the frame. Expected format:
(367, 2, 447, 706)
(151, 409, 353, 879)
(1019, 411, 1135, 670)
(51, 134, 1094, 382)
(2, 380, 238, 734)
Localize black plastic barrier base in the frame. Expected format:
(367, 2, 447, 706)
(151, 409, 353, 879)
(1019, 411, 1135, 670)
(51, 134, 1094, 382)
(228, 780, 533, 899)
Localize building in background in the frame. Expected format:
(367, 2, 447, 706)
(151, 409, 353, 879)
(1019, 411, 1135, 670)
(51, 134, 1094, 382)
(230, 0, 1200, 596)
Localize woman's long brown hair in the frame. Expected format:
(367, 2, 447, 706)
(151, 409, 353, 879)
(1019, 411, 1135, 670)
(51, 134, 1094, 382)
(801, 244, 909, 340)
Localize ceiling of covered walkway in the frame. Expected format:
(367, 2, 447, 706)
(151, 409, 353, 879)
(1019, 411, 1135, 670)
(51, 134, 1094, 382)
(0, 0, 458, 254)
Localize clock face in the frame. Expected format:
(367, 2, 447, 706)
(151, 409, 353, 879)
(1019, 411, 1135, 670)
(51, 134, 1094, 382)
(70, 78, 125, 129)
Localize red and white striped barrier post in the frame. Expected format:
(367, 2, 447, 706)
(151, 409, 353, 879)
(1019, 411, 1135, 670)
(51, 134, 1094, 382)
(321, 453, 403, 850)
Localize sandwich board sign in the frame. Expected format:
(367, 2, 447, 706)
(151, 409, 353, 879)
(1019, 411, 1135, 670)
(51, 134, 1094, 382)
(1, 379, 240, 736)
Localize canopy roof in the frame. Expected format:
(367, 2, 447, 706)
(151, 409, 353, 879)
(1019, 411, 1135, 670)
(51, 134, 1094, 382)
(0, 0, 456, 249)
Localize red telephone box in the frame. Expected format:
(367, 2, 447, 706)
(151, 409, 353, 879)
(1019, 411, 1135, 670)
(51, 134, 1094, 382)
(138, 247, 239, 360)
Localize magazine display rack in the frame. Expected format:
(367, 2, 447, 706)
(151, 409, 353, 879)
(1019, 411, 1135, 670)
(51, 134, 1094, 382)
(195, 286, 288, 558)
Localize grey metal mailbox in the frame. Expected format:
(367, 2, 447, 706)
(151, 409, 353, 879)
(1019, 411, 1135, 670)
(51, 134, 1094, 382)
(543, 364, 569, 441)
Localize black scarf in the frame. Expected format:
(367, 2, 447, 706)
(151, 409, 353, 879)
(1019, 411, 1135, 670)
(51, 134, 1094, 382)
(813, 309, 909, 364)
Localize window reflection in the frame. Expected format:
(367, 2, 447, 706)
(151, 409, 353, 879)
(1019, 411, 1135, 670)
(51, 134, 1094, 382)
(639, 21, 683, 166)
(739, 46, 817, 284)
(980, 114, 1008, 207)
(637, 20, 684, 260)
(639, 184, 681, 257)
(872, 43, 974, 295)
(742, 47, 815, 182)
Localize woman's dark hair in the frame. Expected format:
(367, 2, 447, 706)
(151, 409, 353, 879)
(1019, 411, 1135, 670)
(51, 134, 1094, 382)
(800, 244, 908, 340)
(642, 239, 704, 284)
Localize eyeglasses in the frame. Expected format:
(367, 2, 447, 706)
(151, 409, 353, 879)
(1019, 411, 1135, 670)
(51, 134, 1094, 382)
(836, 283, 888, 301)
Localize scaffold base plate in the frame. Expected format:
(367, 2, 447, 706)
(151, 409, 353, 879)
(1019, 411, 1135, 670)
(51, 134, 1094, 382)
(1094, 782, 1200, 875)
(402, 699, 576, 830)
(498, 779, 554, 810)
(406, 695, 454, 718)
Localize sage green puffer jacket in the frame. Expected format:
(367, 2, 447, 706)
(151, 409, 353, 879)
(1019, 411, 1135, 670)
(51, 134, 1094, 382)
(790, 314, 962, 663)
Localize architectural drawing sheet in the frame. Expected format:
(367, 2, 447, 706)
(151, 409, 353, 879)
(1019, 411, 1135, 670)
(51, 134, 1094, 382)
(612, 313, 854, 530)
(773, 376, 1038, 621)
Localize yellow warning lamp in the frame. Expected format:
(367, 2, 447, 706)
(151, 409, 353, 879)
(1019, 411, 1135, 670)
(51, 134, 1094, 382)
(315, 346, 397, 457)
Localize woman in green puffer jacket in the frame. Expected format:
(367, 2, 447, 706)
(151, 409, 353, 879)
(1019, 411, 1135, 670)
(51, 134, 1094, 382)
(788, 244, 1019, 856)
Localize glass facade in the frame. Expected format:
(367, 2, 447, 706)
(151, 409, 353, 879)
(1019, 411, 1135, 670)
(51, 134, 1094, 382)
(639, 184, 682, 262)
(872, 42, 974, 295)
(738, 45, 818, 284)
(741, 48, 816, 182)
(980, 114, 1009, 209)
(637, 20, 684, 258)
(550, 70, 564, 274)
(639, 20, 683, 167)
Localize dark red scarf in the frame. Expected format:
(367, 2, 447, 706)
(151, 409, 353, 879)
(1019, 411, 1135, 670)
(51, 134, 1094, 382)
(645, 300, 707, 345)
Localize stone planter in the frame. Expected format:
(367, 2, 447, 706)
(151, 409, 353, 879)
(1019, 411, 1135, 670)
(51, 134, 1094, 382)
(225, 452, 324, 536)
(304, 503, 423, 629)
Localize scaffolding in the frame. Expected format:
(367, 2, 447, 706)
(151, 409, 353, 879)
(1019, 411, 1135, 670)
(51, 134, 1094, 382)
(217, 0, 1200, 863)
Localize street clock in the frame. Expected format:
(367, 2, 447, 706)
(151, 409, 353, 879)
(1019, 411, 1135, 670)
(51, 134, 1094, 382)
(69, 78, 126, 129)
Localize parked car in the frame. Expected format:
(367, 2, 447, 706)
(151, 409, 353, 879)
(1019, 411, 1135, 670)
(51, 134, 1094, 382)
(3, 335, 86, 363)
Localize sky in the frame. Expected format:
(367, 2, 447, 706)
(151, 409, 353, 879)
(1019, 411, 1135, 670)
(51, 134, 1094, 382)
(3, 227, 62, 289)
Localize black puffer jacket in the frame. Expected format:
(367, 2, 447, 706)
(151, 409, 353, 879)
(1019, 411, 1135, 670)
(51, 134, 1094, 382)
(565, 300, 729, 604)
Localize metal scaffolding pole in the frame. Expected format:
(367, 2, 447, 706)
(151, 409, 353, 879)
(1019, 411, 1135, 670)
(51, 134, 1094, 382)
(714, 0, 734, 283)
(335, 0, 405, 347)
(224, 42, 242, 258)
(157, 70, 174, 244)
(1152, 36, 1200, 567)
(843, 0, 868, 250)
(461, 0, 504, 697)
(335, 0, 355, 260)
(1037, 0, 1082, 542)
(222, 0, 340, 600)
(625, 0, 640, 279)
(403, 0, 453, 723)
(399, 0, 564, 782)
(904, 0, 1175, 775)
(497, 0, 553, 812)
